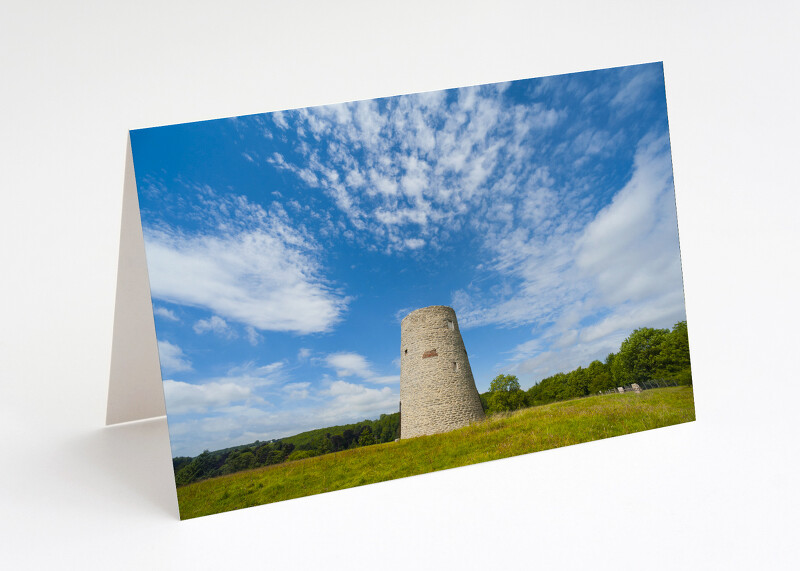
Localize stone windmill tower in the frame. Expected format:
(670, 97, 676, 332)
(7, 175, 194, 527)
(400, 305, 485, 438)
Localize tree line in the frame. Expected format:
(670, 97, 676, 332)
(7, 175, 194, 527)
(480, 321, 692, 414)
(173, 412, 400, 486)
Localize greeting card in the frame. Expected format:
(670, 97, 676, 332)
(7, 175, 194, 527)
(109, 62, 695, 519)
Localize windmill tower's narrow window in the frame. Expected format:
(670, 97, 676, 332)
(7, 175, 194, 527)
(452, 361, 459, 372)
(404, 348, 408, 356)
(447, 320, 454, 330)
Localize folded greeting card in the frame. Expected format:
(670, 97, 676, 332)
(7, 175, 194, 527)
(109, 62, 695, 519)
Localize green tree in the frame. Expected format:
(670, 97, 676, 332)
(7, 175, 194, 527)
(488, 374, 525, 412)
(315, 436, 332, 455)
(657, 321, 692, 384)
(328, 434, 345, 452)
(172, 456, 193, 474)
(219, 450, 256, 474)
(175, 450, 217, 486)
(539, 372, 568, 403)
(372, 413, 400, 443)
(613, 327, 670, 385)
(287, 449, 316, 461)
(489, 374, 521, 392)
(358, 426, 376, 446)
(255, 444, 274, 465)
(524, 384, 541, 406)
(566, 366, 589, 398)
(586, 360, 614, 393)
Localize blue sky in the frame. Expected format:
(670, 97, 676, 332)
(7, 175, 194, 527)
(131, 62, 686, 457)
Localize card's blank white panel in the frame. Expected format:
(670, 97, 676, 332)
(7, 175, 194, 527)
(106, 136, 165, 425)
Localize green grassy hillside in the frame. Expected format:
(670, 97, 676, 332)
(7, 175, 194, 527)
(177, 387, 695, 519)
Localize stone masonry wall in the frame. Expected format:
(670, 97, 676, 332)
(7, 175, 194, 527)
(400, 306, 485, 438)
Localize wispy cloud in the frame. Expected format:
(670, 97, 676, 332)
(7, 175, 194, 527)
(318, 380, 399, 422)
(325, 352, 374, 378)
(157, 340, 192, 373)
(324, 351, 400, 385)
(193, 315, 236, 339)
(216, 361, 286, 388)
(144, 193, 348, 334)
(162, 361, 285, 419)
(163, 380, 252, 414)
(154, 306, 180, 321)
(244, 326, 262, 346)
(574, 133, 682, 307)
(268, 84, 564, 253)
(282, 382, 311, 400)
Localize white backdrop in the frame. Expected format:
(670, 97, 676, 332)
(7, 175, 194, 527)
(2, 1, 798, 569)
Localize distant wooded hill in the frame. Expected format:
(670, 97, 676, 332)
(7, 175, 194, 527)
(173, 413, 400, 486)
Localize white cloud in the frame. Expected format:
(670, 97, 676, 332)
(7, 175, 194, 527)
(161, 359, 285, 418)
(274, 86, 564, 253)
(611, 65, 661, 109)
(244, 326, 262, 346)
(324, 352, 400, 385)
(154, 306, 179, 321)
(271, 110, 288, 129)
(282, 382, 310, 400)
(574, 133, 682, 306)
(325, 352, 374, 378)
(368, 375, 401, 385)
(164, 362, 284, 420)
(217, 361, 285, 388)
(297, 347, 311, 361)
(508, 338, 542, 362)
(193, 315, 236, 339)
(157, 340, 192, 373)
(163, 379, 252, 414)
(318, 380, 399, 423)
(144, 195, 348, 334)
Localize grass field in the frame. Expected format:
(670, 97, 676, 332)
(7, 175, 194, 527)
(177, 386, 695, 519)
